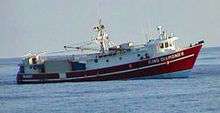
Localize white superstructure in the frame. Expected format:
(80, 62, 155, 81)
(20, 20, 179, 74)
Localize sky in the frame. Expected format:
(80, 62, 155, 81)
(0, 0, 220, 58)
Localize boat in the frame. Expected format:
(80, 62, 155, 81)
(16, 20, 204, 84)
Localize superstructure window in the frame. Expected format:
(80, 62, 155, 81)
(94, 59, 98, 63)
(160, 43, 164, 49)
(140, 57, 143, 60)
(165, 42, 169, 48)
(145, 53, 150, 59)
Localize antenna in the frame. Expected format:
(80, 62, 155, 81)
(144, 20, 151, 42)
(145, 32, 148, 42)
(157, 26, 163, 35)
(97, 0, 102, 21)
(99, 18, 101, 26)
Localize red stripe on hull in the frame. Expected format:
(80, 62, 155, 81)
(63, 54, 195, 82)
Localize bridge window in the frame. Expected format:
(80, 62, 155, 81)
(165, 42, 169, 48)
(160, 43, 164, 49)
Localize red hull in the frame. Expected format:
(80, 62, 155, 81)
(17, 44, 202, 84)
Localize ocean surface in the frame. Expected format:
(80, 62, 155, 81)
(0, 47, 219, 113)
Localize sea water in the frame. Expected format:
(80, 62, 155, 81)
(0, 47, 219, 113)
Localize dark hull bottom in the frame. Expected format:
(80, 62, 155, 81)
(17, 44, 202, 84)
(17, 70, 191, 84)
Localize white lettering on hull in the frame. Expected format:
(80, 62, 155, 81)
(59, 73, 66, 79)
(22, 74, 33, 78)
(148, 52, 184, 64)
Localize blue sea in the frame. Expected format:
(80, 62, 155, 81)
(0, 47, 220, 113)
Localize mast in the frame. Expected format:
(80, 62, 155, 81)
(93, 19, 112, 53)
